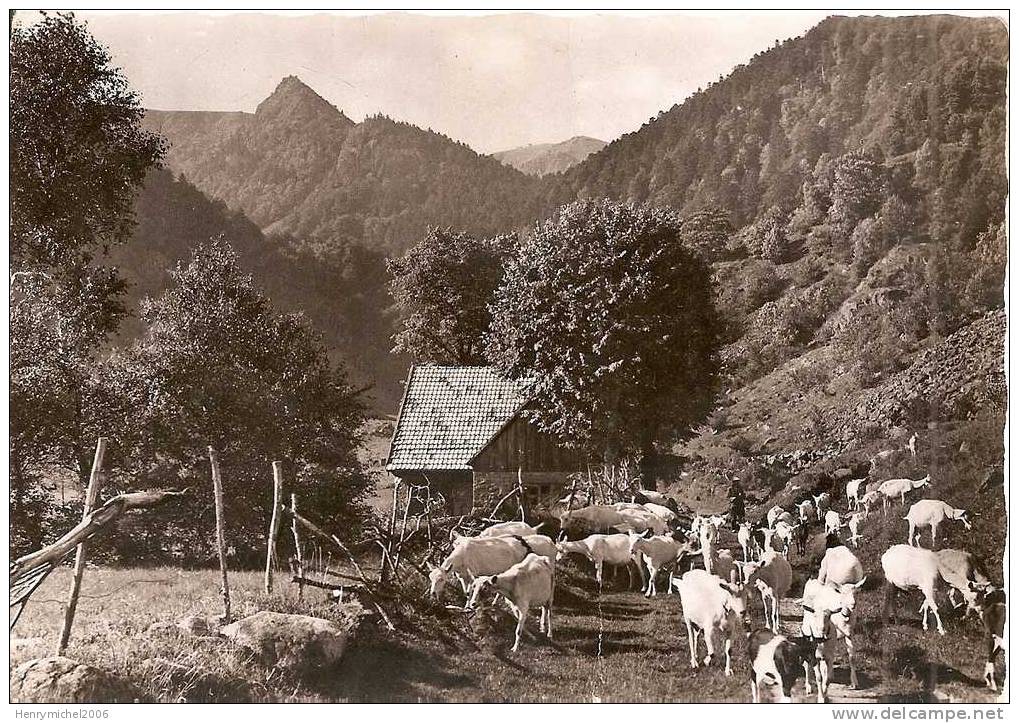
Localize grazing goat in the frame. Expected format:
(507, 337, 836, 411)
(859, 490, 882, 514)
(817, 545, 865, 588)
(773, 521, 796, 558)
(823, 510, 842, 537)
(738, 523, 753, 561)
(877, 475, 931, 514)
(642, 502, 678, 524)
(904, 499, 971, 548)
(800, 577, 864, 698)
(881, 544, 945, 635)
(813, 492, 832, 519)
(615, 506, 669, 536)
(797, 499, 816, 523)
(973, 584, 1006, 691)
(846, 512, 866, 547)
(631, 534, 692, 597)
(845, 478, 866, 511)
(465, 553, 554, 652)
(559, 505, 628, 538)
(740, 551, 792, 633)
(556, 533, 643, 589)
(935, 549, 990, 618)
(766, 505, 786, 528)
(430, 535, 554, 599)
(793, 523, 810, 556)
(747, 630, 812, 703)
(714, 549, 740, 586)
(673, 570, 747, 676)
(699, 518, 719, 575)
(636, 488, 669, 506)
(479, 521, 543, 538)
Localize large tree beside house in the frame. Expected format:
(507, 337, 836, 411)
(487, 199, 722, 471)
(388, 228, 511, 365)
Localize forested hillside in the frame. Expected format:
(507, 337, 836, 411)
(111, 168, 408, 408)
(144, 76, 539, 257)
(136, 14, 1006, 423)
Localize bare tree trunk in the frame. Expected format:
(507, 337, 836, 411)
(57, 438, 105, 655)
(291, 493, 305, 601)
(208, 447, 231, 623)
(264, 461, 284, 594)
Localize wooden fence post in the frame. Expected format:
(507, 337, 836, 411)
(208, 446, 231, 623)
(291, 493, 304, 601)
(382, 480, 400, 583)
(264, 461, 284, 594)
(56, 437, 106, 655)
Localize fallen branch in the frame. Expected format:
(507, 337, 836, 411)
(281, 504, 373, 590)
(11, 490, 187, 581)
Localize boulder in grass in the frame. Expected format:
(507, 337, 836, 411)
(10, 656, 133, 703)
(219, 609, 360, 672)
(145, 614, 217, 639)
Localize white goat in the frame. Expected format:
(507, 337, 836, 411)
(813, 492, 832, 518)
(904, 499, 971, 548)
(797, 499, 816, 523)
(845, 478, 866, 511)
(773, 520, 797, 558)
(642, 502, 677, 523)
(881, 544, 945, 635)
(846, 512, 866, 547)
(766, 505, 786, 528)
(800, 577, 864, 699)
(737, 523, 753, 561)
(556, 533, 643, 588)
(823, 510, 843, 537)
(817, 545, 865, 588)
(673, 570, 747, 676)
(429, 535, 554, 599)
(479, 521, 543, 538)
(877, 474, 931, 514)
(699, 519, 718, 574)
(465, 553, 554, 652)
(740, 551, 792, 633)
(935, 548, 991, 618)
(633, 535, 698, 596)
(859, 490, 882, 514)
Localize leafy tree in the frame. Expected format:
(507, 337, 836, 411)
(388, 228, 510, 364)
(125, 241, 371, 561)
(675, 207, 736, 262)
(487, 200, 721, 468)
(829, 148, 887, 242)
(11, 12, 164, 272)
(9, 12, 163, 551)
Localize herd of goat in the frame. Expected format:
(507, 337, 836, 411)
(425, 473, 1005, 703)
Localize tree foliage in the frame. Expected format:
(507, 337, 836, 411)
(10, 12, 164, 553)
(488, 200, 721, 460)
(10, 12, 164, 271)
(388, 228, 510, 364)
(122, 241, 371, 561)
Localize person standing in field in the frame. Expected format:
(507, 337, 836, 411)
(727, 477, 745, 531)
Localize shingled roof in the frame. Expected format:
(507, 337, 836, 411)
(386, 366, 533, 471)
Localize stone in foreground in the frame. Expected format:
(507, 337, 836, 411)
(10, 656, 133, 703)
(219, 609, 359, 672)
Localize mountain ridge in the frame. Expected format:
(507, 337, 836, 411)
(493, 135, 607, 176)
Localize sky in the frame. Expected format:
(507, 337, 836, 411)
(57, 11, 833, 154)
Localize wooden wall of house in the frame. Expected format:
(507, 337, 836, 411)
(472, 415, 580, 473)
(392, 470, 473, 515)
